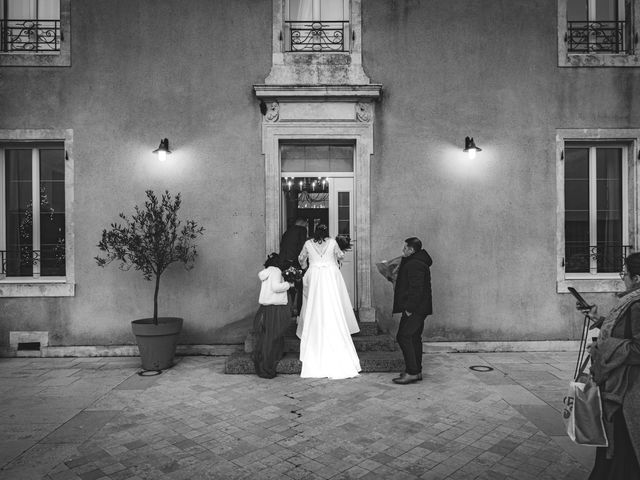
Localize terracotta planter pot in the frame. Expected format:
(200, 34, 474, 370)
(131, 317, 183, 371)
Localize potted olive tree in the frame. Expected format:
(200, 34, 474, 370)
(96, 190, 205, 372)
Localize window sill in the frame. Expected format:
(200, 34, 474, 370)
(558, 277, 623, 293)
(0, 49, 70, 67)
(559, 53, 640, 67)
(0, 280, 75, 297)
(282, 51, 353, 65)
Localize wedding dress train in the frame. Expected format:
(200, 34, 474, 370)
(296, 237, 361, 379)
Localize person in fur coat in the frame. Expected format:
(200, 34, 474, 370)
(251, 253, 292, 379)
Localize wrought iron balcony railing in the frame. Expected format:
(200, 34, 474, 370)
(565, 243, 632, 273)
(1, 19, 61, 52)
(285, 20, 348, 52)
(567, 21, 627, 53)
(1, 248, 65, 277)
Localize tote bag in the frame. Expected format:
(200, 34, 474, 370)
(562, 377, 608, 447)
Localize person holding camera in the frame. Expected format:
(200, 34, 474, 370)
(577, 252, 640, 479)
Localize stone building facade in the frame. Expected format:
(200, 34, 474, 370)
(1, 0, 640, 354)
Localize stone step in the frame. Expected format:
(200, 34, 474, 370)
(224, 351, 405, 375)
(283, 334, 397, 353)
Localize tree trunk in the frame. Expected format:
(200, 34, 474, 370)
(153, 274, 160, 325)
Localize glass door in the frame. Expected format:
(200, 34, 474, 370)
(329, 177, 355, 304)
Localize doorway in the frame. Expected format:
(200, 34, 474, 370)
(280, 142, 357, 306)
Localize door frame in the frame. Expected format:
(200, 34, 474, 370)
(261, 121, 376, 322)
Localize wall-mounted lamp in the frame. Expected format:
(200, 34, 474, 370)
(463, 136, 482, 159)
(152, 138, 172, 162)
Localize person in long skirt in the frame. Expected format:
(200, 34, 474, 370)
(296, 225, 361, 379)
(251, 253, 293, 379)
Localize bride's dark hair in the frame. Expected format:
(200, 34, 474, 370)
(312, 224, 329, 243)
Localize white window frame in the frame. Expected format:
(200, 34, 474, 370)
(557, 129, 640, 293)
(0, 0, 70, 67)
(0, 129, 74, 297)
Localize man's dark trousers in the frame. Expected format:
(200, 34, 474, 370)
(396, 311, 427, 375)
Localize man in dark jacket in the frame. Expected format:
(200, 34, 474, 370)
(279, 218, 308, 315)
(392, 237, 433, 385)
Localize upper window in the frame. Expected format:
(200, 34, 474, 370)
(557, 129, 640, 292)
(558, 0, 640, 66)
(0, 0, 69, 67)
(567, 0, 628, 53)
(263, 0, 369, 84)
(0, 130, 74, 297)
(284, 0, 350, 52)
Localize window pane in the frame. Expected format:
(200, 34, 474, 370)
(338, 191, 349, 235)
(595, 0, 619, 20)
(289, 0, 313, 20)
(281, 144, 354, 173)
(38, 0, 60, 19)
(567, 0, 588, 21)
(596, 148, 623, 273)
(565, 148, 589, 273)
(320, 0, 345, 20)
(39, 148, 65, 276)
(6, 0, 35, 19)
(5, 149, 33, 276)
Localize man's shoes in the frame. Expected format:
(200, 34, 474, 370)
(392, 373, 422, 384)
(392, 372, 422, 382)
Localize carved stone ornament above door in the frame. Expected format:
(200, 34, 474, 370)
(264, 102, 280, 122)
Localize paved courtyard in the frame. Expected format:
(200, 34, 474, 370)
(0, 352, 593, 480)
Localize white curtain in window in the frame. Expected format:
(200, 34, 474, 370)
(289, 0, 313, 20)
(2, 0, 58, 19)
(38, 0, 60, 19)
(320, 0, 346, 20)
(5, 0, 34, 19)
(289, 0, 346, 21)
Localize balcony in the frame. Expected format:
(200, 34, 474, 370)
(1, 248, 65, 278)
(567, 20, 627, 54)
(285, 20, 349, 52)
(1, 19, 61, 53)
(565, 243, 632, 274)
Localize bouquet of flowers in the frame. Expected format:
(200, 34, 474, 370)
(376, 256, 402, 284)
(335, 234, 352, 252)
(282, 266, 304, 283)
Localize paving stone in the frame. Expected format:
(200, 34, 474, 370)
(42, 411, 120, 444)
(0, 353, 592, 479)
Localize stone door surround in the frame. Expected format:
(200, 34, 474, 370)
(254, 84, 382, 322)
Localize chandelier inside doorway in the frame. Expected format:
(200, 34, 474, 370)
(282, 176, 329, 193)
(282, 176, 329, 209)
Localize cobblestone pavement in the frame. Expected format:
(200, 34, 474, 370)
(0, 352, 593, 479)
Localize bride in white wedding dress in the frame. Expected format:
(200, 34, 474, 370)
(296, 224, 361, 379)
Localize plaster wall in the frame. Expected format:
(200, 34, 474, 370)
(365, 0, 640, 340)
(1, 0, 639, 348)
(0, 0, 273, 346)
